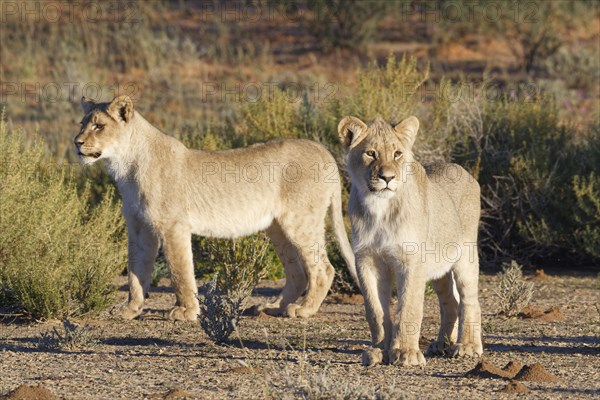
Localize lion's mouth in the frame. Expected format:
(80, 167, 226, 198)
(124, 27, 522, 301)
(78, 151, 102, 159)
(368, 183, 393, 192)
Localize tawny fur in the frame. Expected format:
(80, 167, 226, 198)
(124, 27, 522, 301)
(74, 95, 357, 321)
(339, 115, 483, 366)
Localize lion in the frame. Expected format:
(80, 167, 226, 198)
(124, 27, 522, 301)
(338, 115, 483, 366)
(74, 94, 357, 321)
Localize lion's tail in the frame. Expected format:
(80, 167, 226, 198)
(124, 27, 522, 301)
(329, 182, 359, 287)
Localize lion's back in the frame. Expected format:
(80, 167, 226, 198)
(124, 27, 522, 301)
(426, 162, 480, 238)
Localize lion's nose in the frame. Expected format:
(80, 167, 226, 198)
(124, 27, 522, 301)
(378, 173, 395, 184)
(74, 138, 84, 146)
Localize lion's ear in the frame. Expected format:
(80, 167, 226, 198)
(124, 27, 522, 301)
(393, 116, 419, 149)
(81, 96, 97, 114)
(338, 116, 368, 149)
(107, 95, 134, 122)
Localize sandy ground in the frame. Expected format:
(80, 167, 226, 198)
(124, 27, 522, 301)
(1, 272, 599, 399)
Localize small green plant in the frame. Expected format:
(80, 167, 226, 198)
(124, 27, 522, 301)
(494, 261, 534, 317)
(38, 319, 97, 351)
(199, 275, 244, 344)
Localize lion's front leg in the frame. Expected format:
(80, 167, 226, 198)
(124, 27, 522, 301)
(389, 263, 426, 367)
(122, 217, 159, 320)
(162, 224, 199, 321)
(357, 252, 393, 366)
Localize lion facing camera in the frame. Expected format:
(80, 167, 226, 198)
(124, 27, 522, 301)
(74, 95, 356, 321)
(339, 115, 483, 366)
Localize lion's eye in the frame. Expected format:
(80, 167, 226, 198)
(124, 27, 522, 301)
(365, 150, 377, 159)
(394, 150, 402, 159)
(93, 124, 104, 131)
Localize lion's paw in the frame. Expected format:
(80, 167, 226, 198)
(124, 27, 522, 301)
(389, 348, 426, 367)
(121, 304, 143, 320)
(168, 306, 199, 321)
(254, 302, 285, 316)
(285, 304, 315, 319)
(362, 348, 383, 367)
(425, 340, 452, 357)
(451, 342, 483, 358)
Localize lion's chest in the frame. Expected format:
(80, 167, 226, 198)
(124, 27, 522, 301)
(117, 180, 160, 227)
(350, 195, 420, 253)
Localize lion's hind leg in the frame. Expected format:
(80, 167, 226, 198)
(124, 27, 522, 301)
(284, 240, 334, 319)
(274, 218, 334, 319)
(257, 222, 307, 316)
(451, 254, 483, 358)
(425, 271, 459, 356)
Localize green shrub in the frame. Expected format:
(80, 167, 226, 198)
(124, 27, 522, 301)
(447, 92, 600, 264)
(0, 115, 126, 319)
(331, 55, 428, 124)
(573, 172, 600, 259)
(194, 233, 281, 299)
(236, 87, 305, 144)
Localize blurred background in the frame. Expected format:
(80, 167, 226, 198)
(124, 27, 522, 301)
(1, 0, 599, 317)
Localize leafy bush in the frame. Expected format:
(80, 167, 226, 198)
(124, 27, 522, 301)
(573, 172, 600, 259)
(0, 115, 126, 319)
(195, 233, 276, 299)
(330, 55, 429, 124)
(236, 87, 305, 143)
(494, 261, 534, 316)
(447, 91, 600, 263)
(197, 234, 281, 343)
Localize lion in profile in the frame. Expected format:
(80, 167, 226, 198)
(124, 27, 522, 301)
(74, 95, 356, 321)
(339, 115, 483, 366)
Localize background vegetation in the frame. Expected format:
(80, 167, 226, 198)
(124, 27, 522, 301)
(1, 0, 598, 317)
(0, 116, 126, 319)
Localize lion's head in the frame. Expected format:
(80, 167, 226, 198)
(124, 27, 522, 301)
(338, 116, 420, 199)
(73, 95, 134, 165)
